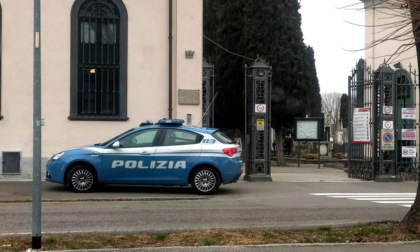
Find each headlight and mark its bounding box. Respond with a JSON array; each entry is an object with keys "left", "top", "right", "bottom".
[{"left": 48, "top": 152, "right": 64, "bottom": 162}]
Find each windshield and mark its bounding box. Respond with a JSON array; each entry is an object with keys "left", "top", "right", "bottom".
[
  {"left": 96, "top": 128, "right": 134, "bottom": 146},
  {"left": 211, "top": 131, "right": 234, "bottom": 144}
]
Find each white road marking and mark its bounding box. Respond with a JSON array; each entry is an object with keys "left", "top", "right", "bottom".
[
  {"left": 311, "top": 193, "right": 415, "bottom": 208},
  {"left": 312, "top": 193, "right": 416, "bottom": 196},
  {"left": 372, "top": 201, "right": 414, "bottom": 204},
  {"left": 351, "top": 198, "right": 414, "bottom": 200}
]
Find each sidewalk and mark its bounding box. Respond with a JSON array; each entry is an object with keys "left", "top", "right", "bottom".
[
  {"left": 267, "top": 163, "right": 366, "bottom": 183},
  {"left": 0, "top": 163, "right": 364, "bottom": 202}
]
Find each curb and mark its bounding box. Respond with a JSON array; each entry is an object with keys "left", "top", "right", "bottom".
[{"left": 26, "top": 241, "right": 420, "bottom": 252}]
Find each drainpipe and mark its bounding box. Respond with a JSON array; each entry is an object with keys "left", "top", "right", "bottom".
[{"left": 168, "top": 0, "right": 173, "bottom": 119}]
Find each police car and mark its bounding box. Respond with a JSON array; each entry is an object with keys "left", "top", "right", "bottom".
[{"left": 45, "top": 119, "right": 243, "bottom": 194}]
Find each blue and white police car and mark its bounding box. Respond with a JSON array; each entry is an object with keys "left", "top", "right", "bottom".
[{"left": 46, "top": 119, "right": 243, "bottom": 194}]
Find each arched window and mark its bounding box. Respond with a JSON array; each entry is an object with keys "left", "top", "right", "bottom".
[{"left": 69, "top": 0, "right": 128, "bottom": 120}]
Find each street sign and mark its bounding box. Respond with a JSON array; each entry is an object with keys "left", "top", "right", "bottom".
[
  {"left": 401, "top": 129, "right": 416, "bottom": 140},
  {"left": 381, "top": 129, "right": 394, "bottom": 150},
  {"left": 383, "top": 121, "right": 393, "bottom": 129},
  {"left": 402, "top": 146, "right": 416, "bottom": 158},
  {"left": 383, "top": 106, "right": 393, "bottom": 115},
  {"left": 353, "top": 108, "right": 371, "bottom": 143},
  {"left": 255, "top": 104, "right": 266, "bottom": 113},
  {"left": 257, "top": 119, "right": 264, "bottom": 131},
  {"left": 402, "top": 108, "right": 416, "bottom": 119}
]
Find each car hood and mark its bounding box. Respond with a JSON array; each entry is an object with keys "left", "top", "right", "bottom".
[{"left": 61, "top": 145, "right": 106, "bottom": 156}]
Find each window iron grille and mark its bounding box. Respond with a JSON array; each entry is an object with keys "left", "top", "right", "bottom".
[{"left": 70, "top": 0, "right": 127, "bottom": 121}]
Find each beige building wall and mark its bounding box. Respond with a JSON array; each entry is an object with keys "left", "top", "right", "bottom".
[
  {"left": 0, "top": 0, "right": 203, "bottom": 180},
  {"left": 173, "top": 0, "right": 203, "bottom": 125},
  {"left": 363, "top": 0, "right": 418, "bottom": 71}
]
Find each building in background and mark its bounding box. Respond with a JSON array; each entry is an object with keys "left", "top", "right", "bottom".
[
  {"left": 362, "top": 0, "right": 418, "bottom": 71},
  {"left": 0, "top": 0, "right": 203, "bottom": 180}
]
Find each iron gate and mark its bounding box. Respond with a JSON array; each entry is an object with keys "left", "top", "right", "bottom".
[{"left": 348, "top": 59, "right": 419, "bottom": 181}]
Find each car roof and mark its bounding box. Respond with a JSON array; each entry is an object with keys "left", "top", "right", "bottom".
[{"left": 136, "top": 124, "right": 218, "bottom": 135}]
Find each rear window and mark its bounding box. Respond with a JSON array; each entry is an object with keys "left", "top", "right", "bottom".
[
  {"left": 212, "top": 131, "right": 234, "bottom": 144},
  {"left": 163, "top": 129, "right": 203, "bottom": 146}
]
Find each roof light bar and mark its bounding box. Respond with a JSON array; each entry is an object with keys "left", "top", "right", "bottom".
[{"left": 157, "top": 119, "right": 184, "bottom": 125}]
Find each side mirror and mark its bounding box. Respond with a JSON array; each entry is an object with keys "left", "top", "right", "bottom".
[{"left": 112, "top": 141, "right": 121, "bottom": 148}]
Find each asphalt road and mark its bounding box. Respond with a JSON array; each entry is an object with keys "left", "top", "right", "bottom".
[
  {"left": 1, "top": 164, "right": 420, "bottom": 251},
  {"left": 1, "top": 165, "right": 418, "bottom": 234}
]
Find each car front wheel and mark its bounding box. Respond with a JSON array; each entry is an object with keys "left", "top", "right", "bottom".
[
  {"left": 67, "top": 165, "right": 97, "bottom": 193},
  {"left": 191, "top": 167, "right": 221, "bottom": 195}
]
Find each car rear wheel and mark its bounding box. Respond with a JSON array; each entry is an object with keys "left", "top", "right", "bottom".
[
  {"left": 67, "top": 165, "right": 96, "bottom": 193},
  {"left": 191, "top": 167, "right": 220, "bottom": 195}
]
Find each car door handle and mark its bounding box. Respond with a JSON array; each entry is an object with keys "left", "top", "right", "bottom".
[{"left": 139, "top": 152, "right": 151, "bottom": 156}]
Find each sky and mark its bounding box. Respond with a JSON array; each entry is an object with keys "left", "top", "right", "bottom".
[{"left": 300, "top": 0, "right": 365, "bottom": 94}]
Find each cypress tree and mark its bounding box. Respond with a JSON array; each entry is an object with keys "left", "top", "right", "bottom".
[
  {"left": 205, "top": 0, "right": 247, "bottom": 130},
  {"left": 304, "top": 46, "right": 322, "bottom": 117},
  {"left": 203, "top": 0, "right": 321, "bottom": 163},
  {"left": 340, "top": 94, "right": 348, "bottom": 128}
]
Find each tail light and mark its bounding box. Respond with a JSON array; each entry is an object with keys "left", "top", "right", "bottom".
[{"left": 223, "top": 148, "right": 238, "bottom": 157}]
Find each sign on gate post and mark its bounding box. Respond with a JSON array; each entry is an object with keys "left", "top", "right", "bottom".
[
  {"left": 255, "top": 104, "right": 266, "bottom": 113},
  {"left": 383, "top": 106, "right": 393, "bottom": 115},
  {"left": 383, "top": 121, "right": 393, "bottom": 129},
  {"left": 256, "top": 119, "right": 264, "bottom": 131},
  {"left": 381, "top": 129, "right": 395, "bottom": 150},
  {"left": 401, "top": 129, "right": 416, "bottom": 140},
  {"left": 402, "top": 146, "right": 416, "bottom": 158},
  {"left": 402, "top": 108, "right": 416, "bottom": 119},
  {"left": 353, "top": 108, "right": 371, "bottom": 143}
]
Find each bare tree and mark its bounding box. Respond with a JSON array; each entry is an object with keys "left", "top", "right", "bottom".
[
  {"left": 400, "top": 0, "right": 420, "bottom": 234},
  {"left": 347, "top": 0, "right": 420, "bottom": 234},
  {"left": 345, "top": 0, "right": 416, "bottom": 64},
  {"left": 321, "top": 93, "right": 343, "bottom": 142}
]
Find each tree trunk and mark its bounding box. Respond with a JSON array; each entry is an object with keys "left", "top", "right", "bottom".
[
  {"left": 276, "top": 129, "right": 286, "bottom": 166},
  {"left": 399, "top": 0, "right": 420, "bottom": 234},
  {"left": 398, "top": 34, "right": 420, "bottom": 231},
  {"left": 398, "top": 173, "right": 420, "bottom": 233}
]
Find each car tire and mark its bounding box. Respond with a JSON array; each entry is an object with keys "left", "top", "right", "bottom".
[
  {"left": 191, "top": 167, "right": 221, "bottom": 195},
  {"left": 67, "top": 165, "right": 97, "bottom": 193}
]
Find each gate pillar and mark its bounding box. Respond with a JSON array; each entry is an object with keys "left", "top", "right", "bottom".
[
  {"left": 373, "top": 63, "right": 401, "bottom": 181},
  {"left": 202, "top": 59, "right": 215, "bottom": 128},
  {"left": 244, "top": 58, "right": 272, "bottom": 182}
]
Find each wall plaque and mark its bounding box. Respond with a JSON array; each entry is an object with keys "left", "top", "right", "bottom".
[{"left": 178, "top": 89, "right": 200, "bottom": 105}]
